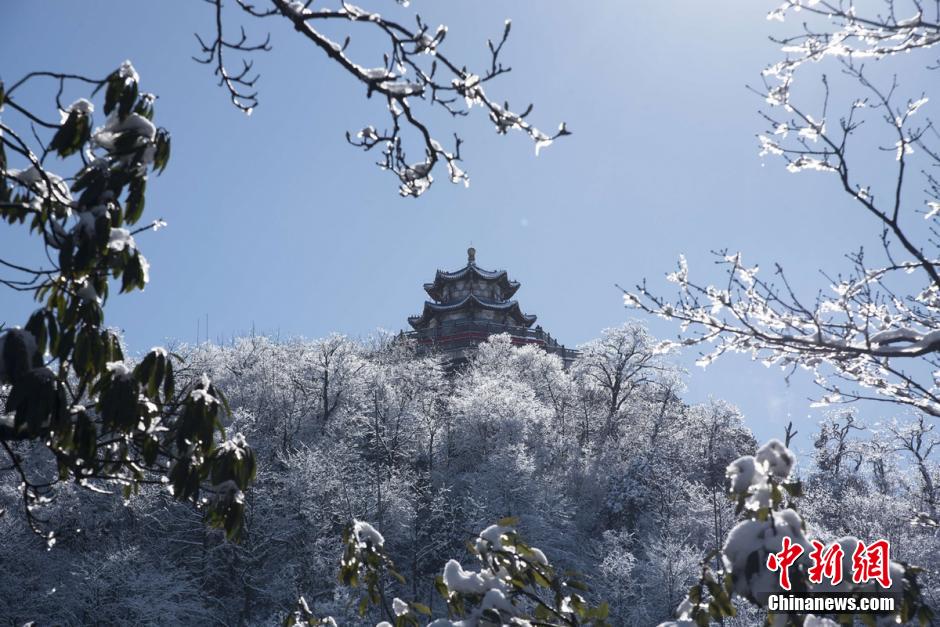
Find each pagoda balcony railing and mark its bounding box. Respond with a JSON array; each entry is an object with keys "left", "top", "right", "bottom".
[{"left": 403, "top": 320, "right": 579, "bottom": 360}]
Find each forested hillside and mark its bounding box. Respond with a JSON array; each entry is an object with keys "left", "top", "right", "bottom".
[{"left": 2, "top": 327, "right": 937, "bottom": 625}]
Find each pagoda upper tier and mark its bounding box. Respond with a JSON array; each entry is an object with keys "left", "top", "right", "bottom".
[{"left": 408, "top": 248, "right": 537, "bottom": 331}]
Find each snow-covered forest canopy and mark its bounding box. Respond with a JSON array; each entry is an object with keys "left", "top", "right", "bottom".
[
  {"left": 0, "top": 329, "right": 937, "bottom": 624},
  {"left": 3, "top": 0, "right": 940, "bottom": 625}
]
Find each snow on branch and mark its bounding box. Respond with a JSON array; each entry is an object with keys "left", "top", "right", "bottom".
[
  {"left": 196, "top": 0, "right": 570, "bottom": 196},
  {"left": 627, "top": 0, "right": 940, "bottom": 421},
  {"left": 764, "top": 0, "right": 940, "bottom": 98},
  {"left": 623, "top": 248, "right": 940, "bottom": 417}
]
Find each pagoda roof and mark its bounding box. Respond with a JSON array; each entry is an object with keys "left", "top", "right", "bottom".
[
  {"left": 423, "top": 261, "right": 520, "bottom": 300},
  {"left": 408, "top": 294, "right": 537, "bottom": 330}
]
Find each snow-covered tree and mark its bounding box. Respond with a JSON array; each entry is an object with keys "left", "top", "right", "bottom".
[
  {"left": 626, "top": 0, "right": 940, "bottom": 424},
  {"left": 572, "top": 323, "right": 678, "bottom": 439},
  {"left": 0, "top": 65, "right": 254, "bottom": 543},
  {"left": 14, "top": 328, "right": 909, "bottom": 624}
]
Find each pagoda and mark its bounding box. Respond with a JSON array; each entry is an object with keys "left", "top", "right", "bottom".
[{"left": 406, "top": 248, "right": 577, "bottom": 366}]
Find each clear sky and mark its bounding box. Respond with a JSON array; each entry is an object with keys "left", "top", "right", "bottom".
[{"left": 1, "top": 1, "right": 898, "bottom": 452}]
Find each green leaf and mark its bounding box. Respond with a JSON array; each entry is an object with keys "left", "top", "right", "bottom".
[
  {"left": 104, "top": 72, "right": 124, "bottom": 116},
  {"left": 125, "top": 177, "right": 146, "bottom": 225},
  {"left": 73, "top": 330, "right": 91, "bottom": 377},
  {"left": 49, "top": 111, "right": 90, "bottom": 158},
  {"left": 134, "top": 95, "right": 154, "bottom": 120},
  {"left": 118, "top": 78, "right": 138, "bottom": 119},
  {"left": 120, "top": 252, "right": 147, "bottom": 293},
  {"left": 163, "top": 359, "right": 175, "bottom": 401},
  {"left": 153, "top": 129, "right": 171, "bottom": 174},
  {"left": 99, "top": 372, "right": 139, "bottom": 431},
  {"left": 434, "top": 576, "right": 449, "bottom": 600},
  {"left": 24, "top": 311, "right": 47, "bottom": 358},
  {"left": 142, "top": 435, "right": 158, "bottom": 466}
]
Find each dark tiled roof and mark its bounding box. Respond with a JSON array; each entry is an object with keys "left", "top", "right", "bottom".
[
  {"left": 408, "top": 293, "right": 537, "bottom": 330},
  {"left": 423, "top": 263, "right": 521, "bottom": 300}
]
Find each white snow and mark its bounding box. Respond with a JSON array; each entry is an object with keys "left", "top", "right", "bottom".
[
  {"left": 92, "top": 113, "right": 156, "bottom": 152},
  {"left": 727, "top": 455, "right": 759, "bottom": 495},
  {"left": 108, "top": 227, "right": 136, "bottom": 252},
  {"left": 722, "top": 509, "right": 810, "bottom": 604},
  {"left": 534, "top": 132, "right": 553, "bottom": 156},
  {"left": 190, "top": 388, "right": 218, "bottom": 405},
  {"left": 361, "top": 67, "right": 392, "bottom": 80},
  {"left": 476, "top": 524, "right": 511, "bottom": 552},
  {"left": 66, "top": 98, "right": 95, "bottom": 115},
  {"left": 379, "top": 81, "right": 425, "bottom": 97},
  {"left": 529, "top": 547, "right": 548, "bottom": 565},
  {"left": 138, "top": 253, "right": 150, "bottom": 285},
  {"left": 755, "top": 438, "right": 795, "bottom": 479},
  {"left": 340, "top": 2, "right": 370, "bottom": 19},
  {"left": 442, "top": 559, "right": 503, "bottom": 595},
  {"left": 758, "top": 134, "right": 784, "bottom": 156},
  {"left": 106, "top": 361, "right": 131, "bottom": 377},
  {"left": 392, "top": 597, "right": 409, "bottom": 616},
  {"left": 479, "top": 588, "right": 515, "bottom": 615},
  {"left": 6, "top": 166, "right": 72, "bottom": 205},
  {"left": 906, "top": 96, "right": 929, "bottom": 117},
  {"left": 452, "top": 74, "right": 482, "bottom": 108},
  {"left": 356, "top": 126, "right": 378, "bottom": 141},
  {"left": 60, "top": 98, "right": 95, "bottom": 123},
  {"left": 118, "top": 60, "right": 139, "bottom": 84},
  {"left": 786, "top": 156, "right": 835, "bottom": 173},
  {"left": 352, "top": 519, "right": 385, "bottom": 548},
  {"left": 75, "top": 281, "right": 101, "bottom": 304},
  {"left": 218, "top": 433, "right": 250, "bottom": 459},
  {"left": 895, "top": 139, "right": 914, "bottom": 161},
  {"left": 666, "top": 255, "right": 689, "bottom": 285},
  {"left": 286, "top": 0, "right": 308, "bottom": 14}
]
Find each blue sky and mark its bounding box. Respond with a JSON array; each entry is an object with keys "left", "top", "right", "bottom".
[{"left": 1, "top": 1, "right": 902, "bottom": 451}]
